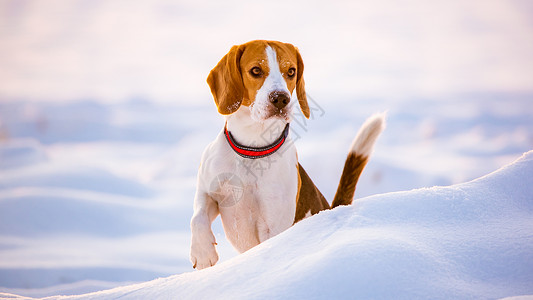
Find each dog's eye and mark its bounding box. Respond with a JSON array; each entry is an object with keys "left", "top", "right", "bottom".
[
  {"left": 287, "top": 68, "right": 296, "bottom": 78},
  {"left": 250, "top": 67, "right": 263, "bottom": 77}
]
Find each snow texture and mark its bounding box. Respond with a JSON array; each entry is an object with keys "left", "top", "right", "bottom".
[
  {"left": 4, "top": 150, "right": 530, "bottom": 299},
  {"left": 0, "top": 97, "right": 532, "bottom": 299}
]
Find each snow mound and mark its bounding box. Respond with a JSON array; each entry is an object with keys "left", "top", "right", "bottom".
[{"left": 16, "top": 150, "right": 529, "bottom": 300}]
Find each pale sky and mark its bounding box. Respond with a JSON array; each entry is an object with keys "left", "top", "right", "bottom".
[{"left": 1, "top": 0, "right": 532, "bottom": 104}]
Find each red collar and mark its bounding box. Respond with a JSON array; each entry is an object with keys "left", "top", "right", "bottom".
[{"left": 224, "top": 123, "right": 290, "bottom": 159}]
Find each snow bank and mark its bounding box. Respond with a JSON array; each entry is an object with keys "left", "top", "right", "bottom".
[
  {"left": 0, "top": 99, "right": 531, "bottom": 298},
  {"left": 22, "top": 150, "right": 530, "bottom": 300}
]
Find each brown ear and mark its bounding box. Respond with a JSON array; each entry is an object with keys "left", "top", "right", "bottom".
[
  {"left": 207, "top": 45, "right": 245, "bottom": 115},
  {"left": 296, "top": 48, "right": 310, "bottom": 119}
]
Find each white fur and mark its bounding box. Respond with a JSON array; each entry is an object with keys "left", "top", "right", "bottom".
[
  {"left": 225, "top": 106, "right": 287, "bottom": 147},
  {"left": 250, "top": 46, "right": 292, "bottom": 122},
  {"left": 349, "top": 112, "right": 386, "bottom": 157},
  {"left": 190, "top": 45, "right": 298, "bottom": 270}
]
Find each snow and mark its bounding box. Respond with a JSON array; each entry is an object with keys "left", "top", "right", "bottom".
[
  {"left": 3, "top": 150, "right": 530, "bottom": 299},
  {"left": 0, "top": 98, "right": 532, "bottom": 299}
]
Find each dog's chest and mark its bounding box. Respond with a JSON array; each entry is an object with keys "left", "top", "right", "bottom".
[
  {"left": 207, "top": 138, "right": 299, "bottom": 252},
  {"left": 218, "top": 179, "right": 297, "bottom": 252}
]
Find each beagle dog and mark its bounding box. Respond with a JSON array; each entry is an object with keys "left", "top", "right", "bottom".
[{"left": 190, "top": 40, "right": 385, "bottom": 269}]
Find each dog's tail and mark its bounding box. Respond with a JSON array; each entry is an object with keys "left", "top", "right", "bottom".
[{"left": 331, "top": 113, "right": 386, "bottom": 208}]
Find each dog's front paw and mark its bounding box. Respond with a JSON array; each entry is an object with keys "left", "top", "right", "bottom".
[{"left": 190, "top": 234, "right": 219, "bottom": 270}]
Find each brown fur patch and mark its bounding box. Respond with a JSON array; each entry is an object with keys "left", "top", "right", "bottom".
[
  {"left": 331, "top": 153, "right": 368, "bottom": 208},
  {"left": 294, "top": 163, "right": 330, "bottom": 223},
  {"left": 294, "top": 154, "right": 369, "bottom": 222},
  {"left": 207, "top": 45, "right": 245, "bottom": 115}
]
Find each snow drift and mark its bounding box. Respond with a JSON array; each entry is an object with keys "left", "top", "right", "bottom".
[{"left": 6, "top": 150, "right": 528, "bottom": 300}]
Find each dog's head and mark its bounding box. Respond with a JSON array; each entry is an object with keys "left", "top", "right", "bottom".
[{"left": 207, "top": 40, "right": 309, "bottom": 121}]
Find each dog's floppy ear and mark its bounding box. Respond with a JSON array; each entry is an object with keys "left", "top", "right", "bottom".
[
  {"left": 207, "top": 45, "right": 245, "bottom": 115},
  {"left": 295, "top": 48, "right": 310, "bottom": 119}
]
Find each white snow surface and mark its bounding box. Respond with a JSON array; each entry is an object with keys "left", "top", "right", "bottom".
[
  {"left": 3, "top": 150, "right": 531, "bottom": 299},
  {"left": 0, "top": 97, "right": 532, "bottom": 299}
]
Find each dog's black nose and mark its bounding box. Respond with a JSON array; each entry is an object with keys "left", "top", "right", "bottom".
[{"left": 269, "top": 91, "right": 290, "bottom": 110}]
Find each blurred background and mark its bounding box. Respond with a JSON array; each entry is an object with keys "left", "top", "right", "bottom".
[{"left": 1, "top": 0, "right": 532, "bottom": 297}]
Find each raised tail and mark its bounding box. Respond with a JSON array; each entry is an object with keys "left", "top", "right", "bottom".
[{"left": 331, "top": 113, "right": 386, "bottom": 208}]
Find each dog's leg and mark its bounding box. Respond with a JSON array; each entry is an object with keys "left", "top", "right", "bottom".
[{"left": 190, "top": 189, "right": 220, "bottom": 269}]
